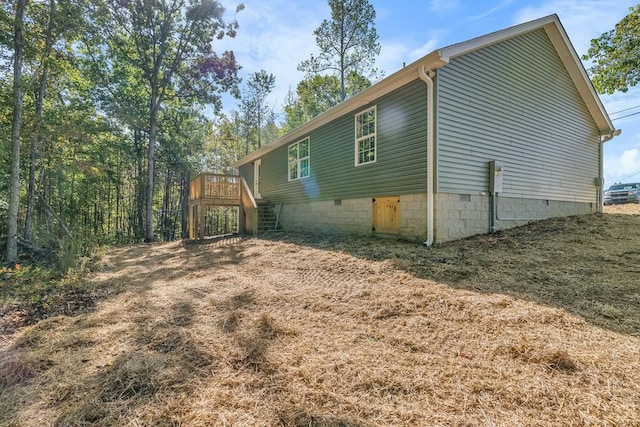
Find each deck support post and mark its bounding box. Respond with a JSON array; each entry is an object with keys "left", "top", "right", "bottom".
[
  {"left": 188, "top": 174, "right": 257, "bottom": 239},
  {"left": 197, "top": 204, "right": 205, "bottom": 239}
]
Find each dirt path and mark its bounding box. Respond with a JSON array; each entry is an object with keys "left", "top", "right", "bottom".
[{"left": 1, "top": 212, "right": 640, "bottom": 426}]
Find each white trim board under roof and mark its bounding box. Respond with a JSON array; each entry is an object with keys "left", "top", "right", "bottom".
[{"left": 233, "top": 14, "right": 617, "bottom": 168}]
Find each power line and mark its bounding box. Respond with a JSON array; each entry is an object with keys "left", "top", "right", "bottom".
[
  {"left": 618, "top": 170, "right": 640, "bottom": 182},
  {"left": 611, "top": 110, "right": 640, "bottom": 121},
  {"left": 609, "top": 105, "right": 640, "bottom": 115}
]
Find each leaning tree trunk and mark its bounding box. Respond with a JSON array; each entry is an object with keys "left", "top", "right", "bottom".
[{"left": 6, "top": 0, "right": 27, "bottom": 264}]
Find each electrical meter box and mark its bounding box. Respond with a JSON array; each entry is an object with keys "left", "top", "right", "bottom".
[{"left": 489, "top": 160, "right": 504, "bottom": 193}]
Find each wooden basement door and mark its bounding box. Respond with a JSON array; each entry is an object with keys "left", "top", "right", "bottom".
[{"left": 372, "top": 196, "right": 400, "bottom": 234}]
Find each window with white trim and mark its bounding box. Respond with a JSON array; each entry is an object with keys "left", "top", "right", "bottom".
[
  {"left": 355, "top": 106, "right": 377, "bottom": 165},
  {"left": 288, "top": 137, "right": 310, "bottom": 180}
]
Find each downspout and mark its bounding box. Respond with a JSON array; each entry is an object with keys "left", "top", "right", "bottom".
[
  {"left": 597, "top": 138, "right": 604, "bottom": 213},
  {"left": 598, "top": 129, "right": 621, "bottom": 213},
  {"left": 418, "top": 66, "right": 436, "bottom": 247}
]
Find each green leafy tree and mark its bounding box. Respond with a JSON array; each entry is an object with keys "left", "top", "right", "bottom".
[
  {"left": 0, "top": 0, "right": 246, "bottom": 265},
  {"left": 239, "top": 70, "right": 276, "bottom": 153},
  {"left": 24, "top": 0, "right": 57, "bottom": 242},
  {"left": 298, "top": 0, "right": 380, "bottom": 101},
  {"left": 282, "top": 71, "right": 371, "bottom": 131},
  {"left": 88, "top": 0, "right": 242, "bottom": 242},
  {"left": 5, "top": 0, "right": 27, "bottom": 264},
  {"left": 156, "top": 103, "right": 209, "bottom": 240},
  {"left": 204, "top": 113, "right": 245, "bottom": 173},
  {"left": 583, "top": 4, "right": 640, "bottom": 94}
]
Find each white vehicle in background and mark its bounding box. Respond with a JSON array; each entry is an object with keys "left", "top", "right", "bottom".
[{"left": 604, "top": 183, "right": 640, "bottom": 205}]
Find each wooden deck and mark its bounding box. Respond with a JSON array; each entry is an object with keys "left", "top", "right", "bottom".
[
  {"left": 189, "top": 173, "right": 241, "bottom": 206},
  {"left": 188, "top": 173, "right": 257, "bottom": 239}
]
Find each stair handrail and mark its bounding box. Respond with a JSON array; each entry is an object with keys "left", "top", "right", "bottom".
[
  {"left": 240, "top": 177, "right": 258, "bottom": 234},
  {"left": 240, "top": 177, "right": 257, "bottom": 209}
]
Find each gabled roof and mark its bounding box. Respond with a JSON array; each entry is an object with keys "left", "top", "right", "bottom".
[{"left": 234, "top": 14, "right": 617, "bottom": 168}]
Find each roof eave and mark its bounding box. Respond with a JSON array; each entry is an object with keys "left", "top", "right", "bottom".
[
  {"left": 233, "top": 14, "right": 619, "bottom": 168},
  {"left": 233, "top": 51, "right": 446, "bottom": 168}
]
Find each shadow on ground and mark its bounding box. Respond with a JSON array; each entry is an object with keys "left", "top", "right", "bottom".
[{"left": 261, "top": 213, "right": 640, "bottom": 337}]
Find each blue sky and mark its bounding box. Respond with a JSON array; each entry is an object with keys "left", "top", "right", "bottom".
[{"left": 218, "top": 0, "right": 640, "bottom": 187}]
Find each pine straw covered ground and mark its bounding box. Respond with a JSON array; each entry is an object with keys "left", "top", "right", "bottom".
[{"left": 1, "top": 206, "right": 639, "bottom": 426}]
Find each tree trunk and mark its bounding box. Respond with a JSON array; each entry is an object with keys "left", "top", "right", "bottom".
[
  {"left": 115, "top": 166, "right": 122, "bottom": 242},
  {"left": 161, "top": 168, "right": 172, "bottom": 241},
  {"left": 134, "top": 129, "right": 145, "bottom": 239},
  {"left": 6, "top": 0, "right": 27, "bottom": 265},
  {"left": 25, "top": 0, "right": 55, "bottom": 242},
  {"left": 145, "top": 91, "right": 160, "bottom": 242},
  {"left": 339, "top": 5, "right": 346, "bottom": 102},
  {"left": 180, "top": 170, "right": 189, "bottom": 239}
]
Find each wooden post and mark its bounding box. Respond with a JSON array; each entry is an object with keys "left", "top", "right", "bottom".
[
  {"left": 238, "top": 202, "right": 246, "bottom": 234},
  {"left": 197, "top": 204, "right": 205, "bottom": 239},
  {"left": 189, "top": 205, "right": 195, "bottom": 239}
]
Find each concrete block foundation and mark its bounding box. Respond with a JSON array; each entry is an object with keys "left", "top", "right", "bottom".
[{"left": 276, "top": 193, "right": 596, "bottom": 243}]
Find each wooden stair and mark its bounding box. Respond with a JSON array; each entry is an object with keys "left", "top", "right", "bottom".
[{"left": 257, "top": 201, "right": 282, "bottom": 232}]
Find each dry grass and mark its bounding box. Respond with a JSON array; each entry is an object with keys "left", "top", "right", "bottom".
[{"left": 0, "top": 208, "right": 639, "bottom": 426}]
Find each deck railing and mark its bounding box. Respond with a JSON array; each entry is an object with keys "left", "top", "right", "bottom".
[
  {"left": 189, "top": 173, "right": 241, "bottom": 201},
  {"left": 188, "top": 173, "right": 258, "bottom": 238}
]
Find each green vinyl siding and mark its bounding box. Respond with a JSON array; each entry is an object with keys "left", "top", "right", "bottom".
[
  {"left": 259, "top": 80, "right": 428, "bottom": 204},
  {"left": 239, "top": 164, "right": 253, "bottom": 194},
  {"left": 437, "top": 29, "right": 600, "bottom": 202}
]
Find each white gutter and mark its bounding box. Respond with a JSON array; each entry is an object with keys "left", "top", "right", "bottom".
[
  {"left": 597, "top": 129, "right": 621, "bottom": 212},
  {"left": 418, "top": 66, "right": 436, "bottom": 247},
  {"left": 600, "top": 129, "right": 621, "bottom": 143}
]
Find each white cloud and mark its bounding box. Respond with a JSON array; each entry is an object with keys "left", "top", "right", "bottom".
[
  {"left": 430, "top": 0, "right": 461, "bottom": 13},
  {"left": 409, "top": 39, "right": 441, "bottom": 61},
  {"left": 217, "top": 0, "right": 326, "bottom": 114},
  {"left": 467, "top": 0, "right": 515, "bottom": 22},
  {"left": 213, "top": 0, "right": 637, "bottom": 132},
  {"left": 377, "top": 38, "right": 440, "bottom": 77},
  {"left": 604, "top": 148, "right": 640, "bottom": 186},
  {"left": 512, "top": 0, "right": 631, "bottom": 55}
]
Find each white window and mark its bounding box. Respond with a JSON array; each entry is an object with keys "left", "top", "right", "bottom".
[
  {"left": 288, "top": 137, "right": 310, "bottom": 180},
  {"left": 355, "top": 106, "right": 376, "bottom": 165}
]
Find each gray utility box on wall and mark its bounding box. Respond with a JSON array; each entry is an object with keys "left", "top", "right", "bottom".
[{"left": 489, "top": 160, "right": 504, "bottom": 193}]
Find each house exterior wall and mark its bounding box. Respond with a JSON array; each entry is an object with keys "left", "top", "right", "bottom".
[
  {"left": 239, "top": 80, "right": 430, "bottom": 239},
  {"left": 238, "top": 28, "right": 603, "bottom": 243},
  {"left": 434, "top": 193, "right": 595, "bottom": 242},
  {"left": 273, "top": 191, "right": 595, "bottom": 243},
  {"left": 436, "top": 28, "right": 601, "bottom": 203},
  {"left": 242, "top": 80, "right": 428, "bottom": 206},
  {"left": 277, "top": 193, "right": 427, "bottom": 240},
  {"left": 239, "top": 165, "right": 253, "bottom": 194}
]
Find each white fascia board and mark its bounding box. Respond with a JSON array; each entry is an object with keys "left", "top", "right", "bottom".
[{"left": 438, "top": 15, "right": 561, "bottom": 62}]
